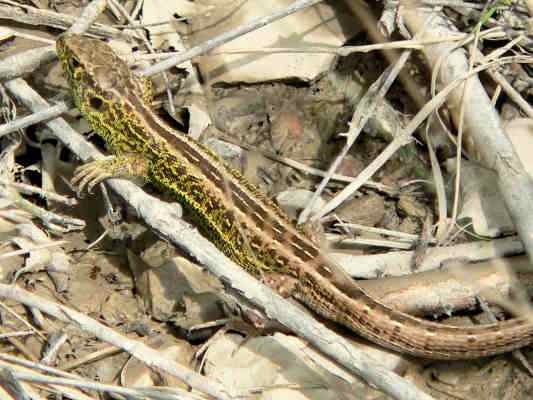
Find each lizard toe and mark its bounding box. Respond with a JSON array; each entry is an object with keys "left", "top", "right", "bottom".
[{"left": 73, "top": 162, "right": 110, "bottom": 195}]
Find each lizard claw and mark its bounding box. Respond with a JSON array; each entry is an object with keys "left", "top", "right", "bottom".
[
  {"left": 72, "top": 160, "right": 113, "bottom": 196},
  {"left": 71, "top": 154, "right": 149, "bottom": 197}
]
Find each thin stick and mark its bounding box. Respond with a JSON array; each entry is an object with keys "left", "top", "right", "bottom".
[
  {"left": 0, "top": 0, "right": 128, "bottom": 38},
  {"left": 1, "top": 180, "right": 77, "bottom": 206},
  {"left": 0, "top": 284, "right": 230, "bottom": 400},
  {"left": 0, "top": 102, "right": 71, "bottom": 138},
  {"left": 60, "top": 346, "right": 123, "bottom": 371},
  {"left": 335, "top": 223, "right": 423, "bottom": 241},
  {"left": 0, "top": 241, "right": 68, "bottom": 260},
  {"left": 0, "top": 353, "right": 80, "bottom": 380},
  {"left": 0, "top": 331, "right": 34, "bottom": 339},
  {"left": 141, "top": 0, "right": 324, "bottom": 77},
  {"left": 233, "top": 141, "right": 396, "bottom": 194},
  {"left": 5, "top": 369, "right": 204, "bottom": 400},
  {"left": 129, "top": 29, "right": 503, "bottom": 61}
]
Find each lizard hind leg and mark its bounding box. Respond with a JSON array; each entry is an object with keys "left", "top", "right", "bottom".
[
  {"left": 72, "top": 154, "right": 150, "bottom": 195},
  {"left": 262, "top": 271, "right": 298, "bottom": 298}
]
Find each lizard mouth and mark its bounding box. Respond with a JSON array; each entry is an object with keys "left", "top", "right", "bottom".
[
  {"left": 56, "top": 34, "right": 83, "bottom": 79},
  {"left": 55, "top": 34, "right": 71, "bottom": 66}
]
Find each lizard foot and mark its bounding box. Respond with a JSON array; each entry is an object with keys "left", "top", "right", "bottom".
[
  {"left": 72, "top": 154, "right": 150, "bottom": 196},
  {"left": 72, "top": 158, "right": 114, "bottom": 195}
]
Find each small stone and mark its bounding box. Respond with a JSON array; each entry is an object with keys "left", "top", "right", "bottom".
[
  {"left": 397, "top": 217, "right": 420, "bottom": 235},
  {"left": 337, "top": 154, "right": 365, "bottom": 177},
  {"left": 276, "top": 189, "right": 325, "bottom": 220},
  {"left": 336, "top": 193, "right": 385, "bottom": 227},
  {"left": 397, "top": 195, "right": 427, "bottom": 218}
]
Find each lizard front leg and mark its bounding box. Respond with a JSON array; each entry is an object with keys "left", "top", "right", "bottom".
[{"left": 72, "top": 154, "right": 149, "bottom": 194}]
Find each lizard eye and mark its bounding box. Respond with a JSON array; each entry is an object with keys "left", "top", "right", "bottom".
[
  {"left": 89, "top": 96, "right": 105, "bottom": 111},
  {"left": 71, "top": 57, "right": 81, "bottom": 69}
]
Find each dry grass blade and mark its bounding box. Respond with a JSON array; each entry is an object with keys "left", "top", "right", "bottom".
[{"left": 141, "top": 0, "right": 324, "bottom": 77}]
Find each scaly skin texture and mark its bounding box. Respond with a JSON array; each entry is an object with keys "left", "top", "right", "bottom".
[{"left": 57, "top": 33, "right": 533, "bottom": 359}]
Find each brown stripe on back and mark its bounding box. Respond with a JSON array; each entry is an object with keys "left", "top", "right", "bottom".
[
  {"left": 288, "top": 234, "right": 317, "bottom": 262},
  {"left": 128, "top": 96, "right": 204, "bottom": 163},
  {"left": 133, "top": 98, "right": 291, "bottom": 230},
  {"left": 132, "top": 96, "right": 327, "bottom": 270},
  {"left": 270, "top": 218, "right": 286, "bottom": 235},
  {"left": 203, "top": 165, "right": 223, "bottom": 183},
  {"left": 228, "top": 181, "right": 270, "bottom": 218},
  {"left": 251, "top": 211, "right": 266, "bottom": 231},
  {"left": 290, "top": 234, "right": 320, "bottom": 259},
  {"left": 228, "top": 189, "right": 249, "bottom": 214}
]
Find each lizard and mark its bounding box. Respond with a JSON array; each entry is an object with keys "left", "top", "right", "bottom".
[{"left": 56, "top": 33, "right": 533, "bottom": 360}]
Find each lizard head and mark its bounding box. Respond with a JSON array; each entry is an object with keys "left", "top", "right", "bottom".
[{"left": 56, "top": 34, "right": 152, "bottom": 146}]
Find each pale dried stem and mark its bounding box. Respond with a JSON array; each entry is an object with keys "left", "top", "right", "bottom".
[
  {"left": 0, "top": 240, "right": 68, "bottom": 260},
  {"left": 334, "top": 235, "right": 524, "bottom": 278},
  {"left": 425, "top": 123, "right": 448, "bottom": 240},
  {"left": 360, "top": 255, "right": 533, "bottom": 317},
  {"left": 327, "top": 233, "right": 414, "bottom": 250},
  {"left": 0, "top": 102, "right": 71, "bottom": 138},
  {"left": 1, "top": 180, "right": 77, "bottom": 206},
  {"left": 0, "top": 354, "right": 78, "bottom": 380},
  {"left": 335, "top": 223, "right": 422, "bottom": 242},
  {"left": 0, "top": 331, "right": 34, "bottom": 339},
  {"left": 0, "top": 1, "right": 128, "bottom": 38},
  {"left": 141, "top": 0, "right": 324, "bottom": 77},
  {"left": 10, "top": 32, "right": 55, "bottom": 45},
  {"left": 233, "top": 141, "right": 396, "bottom": 194},
  {"left": 0, "top": 362, "right": 205, "bottom": 400},
  {"left": 129, "top": 29, "right": 503, "bottom": 61},
  {"left": 60, "top": 345, "right": 123, "bottom": 371}
]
